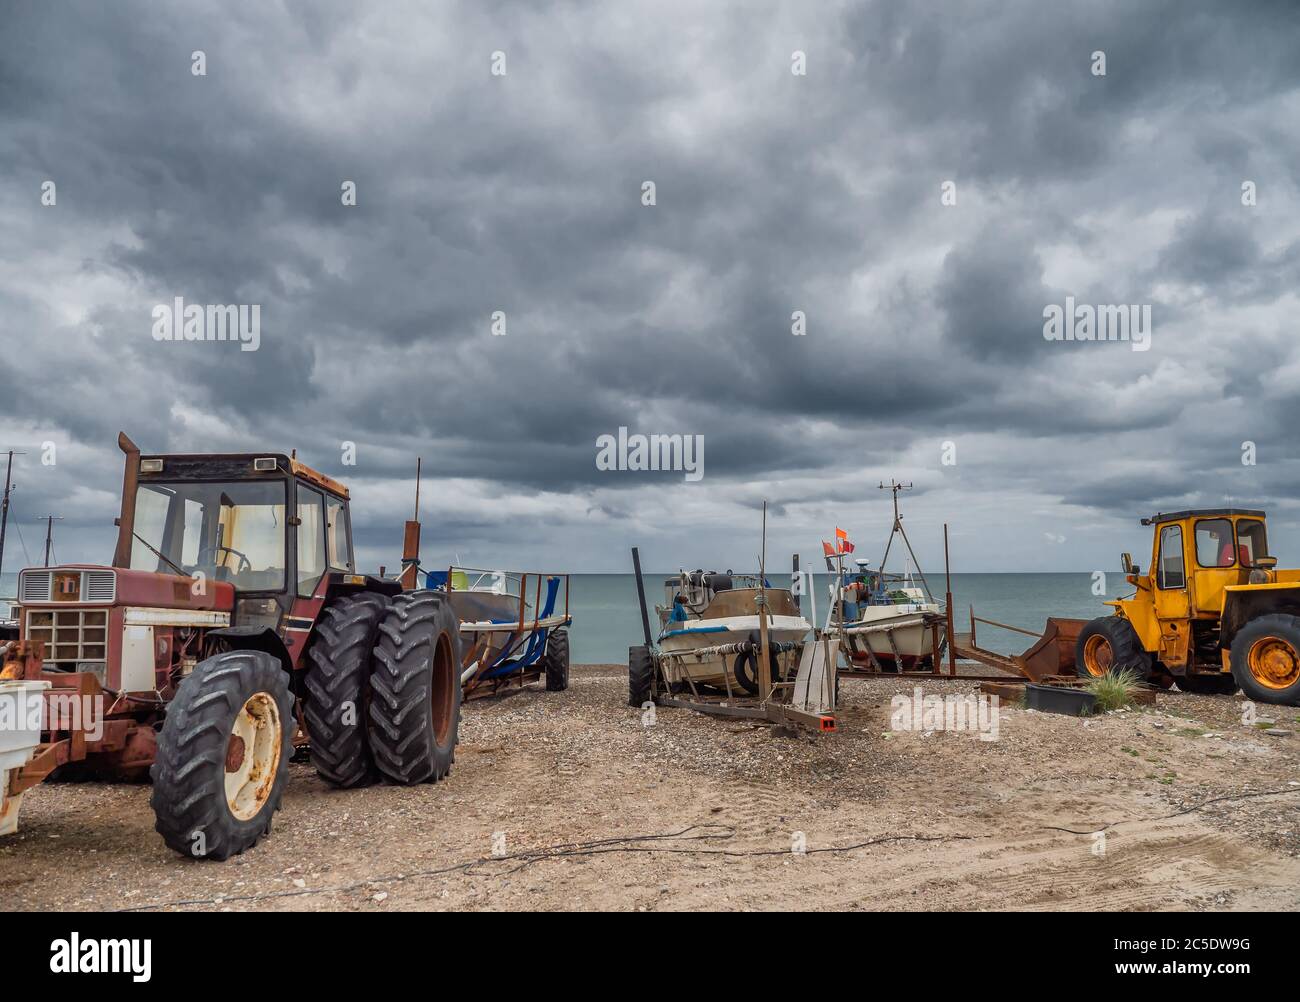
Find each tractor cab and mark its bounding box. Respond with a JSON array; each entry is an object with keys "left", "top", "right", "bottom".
[{"left": 117, "top": 442, "right": 396, "bottom": 670}]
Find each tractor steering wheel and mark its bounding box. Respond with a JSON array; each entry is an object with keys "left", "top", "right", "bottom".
[{"left": 196, "top": 543, "right": 253, "bottom": 577}]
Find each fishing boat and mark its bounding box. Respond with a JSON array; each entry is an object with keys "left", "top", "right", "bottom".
[
  {"left": 654, "top": 569, "right": 811, "bottom": 694},
  {"left": 824, "top": 482, "right": 947, "bottom": 671},
  {"left": 424, "top": 566, "right": 572, "bottom": 697}
]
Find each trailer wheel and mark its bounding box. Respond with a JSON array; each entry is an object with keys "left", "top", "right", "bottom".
[
  {"left": 1175, "top": 672, "right": 1238, "bottom": 696},
  {"left": 629, "top": 645, "right": 655, "bottom": 707},
  {"left": 303, "top": 592, "right": 391, "bottom": 788},
  {"left": 150, "top": 650, "right": 293, "bottom": 861},
  {"left": 733, "top": 643, "right": 783, "bottom": 696},
  {"left": 1230, "top": 614, "right": 1300, "bottom": 705},
  {"left": 545, "top": 627, "right": 571, "bottom": 691},
  {"left": 368, "top": 592, "right": 463, "bottom": 784},
  {"left": 1075, "top": 617, "right": 1152, "bottom": 681}
]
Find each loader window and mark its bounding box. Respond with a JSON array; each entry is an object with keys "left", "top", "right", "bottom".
[
  {"left": 1157, "top": 525, "right": 1185, "bottom": 589},
  {"left": 1237, "top": 520, "right": 1268, "bottom": 565},
  {"left": 1195, "top": 518, "right": 1236, "bottom": 568}
]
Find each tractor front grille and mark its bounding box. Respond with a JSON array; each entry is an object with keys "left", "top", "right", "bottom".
[
  {"left": 17, "top": 568, "right": 116, "bottom": 604},
  {"left": 26, "top": 608, "right": 109, "bottom": 666}
]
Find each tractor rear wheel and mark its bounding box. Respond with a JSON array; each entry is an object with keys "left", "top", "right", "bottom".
[
  {"left": 368, "top": 592, "right": 463, "bottom": 784},
  {"left": 545, "top": 627, "right": 570, "bottom": 691},
  {"left": 1230, "top": 614, "right": 1300, "bottom": 705},
  {"left": 150, "top": 650, "right": 293, "bottom": 860},
  {"left": 1075, "top": 616, "right": 1152, "bottom": 681},
  {"left": 303, "top": 592, "right": 391, "bottom": 788},
  {"left": 629, "top": 645, "right": 655, "bottom": 707},
  {"left": 1175, "top": 672, "right": 1239, "bottom": 696}
]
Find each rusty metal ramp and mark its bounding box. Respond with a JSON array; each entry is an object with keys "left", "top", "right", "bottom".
[{"left": 952, "top": 615, "right": 1087, "bottom": 682}]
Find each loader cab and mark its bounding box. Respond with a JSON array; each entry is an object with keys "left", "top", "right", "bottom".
[
  {"left": 1144, "top": 509, "right": 1269, "bottom": 618},
  {"left": 125, "top": 452, "right": 357, "bottom": 631}
]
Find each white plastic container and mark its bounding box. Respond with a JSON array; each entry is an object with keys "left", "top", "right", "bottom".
[{"left": 0, "top": 679, "right": 50, "bottom": 836}]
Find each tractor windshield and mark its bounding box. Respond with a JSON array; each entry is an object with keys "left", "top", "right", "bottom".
[{"left": 129, "top": 480, "right": 287, "bottom": 592}]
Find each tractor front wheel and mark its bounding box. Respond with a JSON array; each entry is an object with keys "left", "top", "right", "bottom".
[
  {"left": 1075, "top": 617, "right": 1152, "bottom": 681},
  {"left": 150, "top": 650, "right": 294, "bottom": 860},
  {"left": 545, "top": 627, "right": 570, "bottom": 691},
  {"left": 368, "top": 592, "right": 463, "bottom": 784},
  {"left": 1230, "top": 614, "right": 1300, "bottom": 705}
]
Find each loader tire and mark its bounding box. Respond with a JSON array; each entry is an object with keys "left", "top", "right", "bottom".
[
  {"left": 303, "top": 592, "right": 391, "bottom": 788},
  {"left": 1075, "top": 616, "right": 1152, "bottom": 681},
  {"left": 1175, "top": 672, "right": 1238, "bottom": 696},
  {"left": 368, "top": 592, "right": 463, "bottom": 784},
  {"left": 629, "top": 645, "right": 655, "bottom": 707},
  {"left": 545, "top": 627, "right": 571, "bottom": 691},
  {"left": 1230, "top": 614, "right": 1300, "bottom": 705},
  {"left": 150, "top": 650, "right": 293, "bottom": 861}
]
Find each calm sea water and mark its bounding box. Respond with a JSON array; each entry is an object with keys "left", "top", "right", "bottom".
[{"left": 1, "top": 571, "right": 1115, "bottom": 664}]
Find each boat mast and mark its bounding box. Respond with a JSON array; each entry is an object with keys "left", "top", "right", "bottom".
[{"left": 878, "top": 480, "right": 936, "bottom": 602}]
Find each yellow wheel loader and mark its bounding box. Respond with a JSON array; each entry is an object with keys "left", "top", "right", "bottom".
[{"left": 1077, "top": 508, "right": 1300, "bottom": 705}]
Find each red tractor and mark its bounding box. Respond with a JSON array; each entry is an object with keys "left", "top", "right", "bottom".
[{"left": 0, "top": 433, "right": 462, "bottom": 859}]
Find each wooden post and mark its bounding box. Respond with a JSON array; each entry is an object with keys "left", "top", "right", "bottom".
[
  {"left": 945, "top": 522, "right": 957, "bottom": 675},
  {"left": 757, "top": 501, "right": 772, "bottom": 701}
]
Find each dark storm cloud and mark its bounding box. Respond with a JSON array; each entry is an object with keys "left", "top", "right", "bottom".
[{"left": 3, "top": 0, "right": 1300, "bottom": 571}]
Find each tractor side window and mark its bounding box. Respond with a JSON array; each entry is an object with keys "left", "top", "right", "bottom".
[
  {"left": 296, "top": 485, "right": 326, "bottom": 596},
  {"left": 1237, "top": 520, "right": 1268, "bottom": 565},
  {"left": 1195, "top": 518, "right": 1235, "bottom": 568},
  {"left": 1157, "top": 525, "right": 1185, "bottom": 589},
  {"left": 326, "top": 496, "right": 352, "bottom": 571}
]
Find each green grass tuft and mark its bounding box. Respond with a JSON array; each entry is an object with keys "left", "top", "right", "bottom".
[{"left": 1085, "top": 668, "right": 1143, "bottom": 713}]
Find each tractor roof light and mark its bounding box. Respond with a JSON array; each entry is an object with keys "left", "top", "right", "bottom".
[
  {"left": 139, "top": 459, "right": 164, "bottom": 473},
  {"left": 253, "top": 457, "right": 278, "bottom": 472}
]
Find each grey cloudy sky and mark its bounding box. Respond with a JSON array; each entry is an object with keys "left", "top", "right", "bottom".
[{"left": 2, "top": 0, "right": 1298, "bottom": 578}]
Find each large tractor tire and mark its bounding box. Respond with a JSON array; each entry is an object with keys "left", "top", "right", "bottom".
[
  {"left": 629, "top": 645, "right": 655, "bottom": 707},
  {"left": 368, "top": 592, "right": 463, "bottom": 784},
  {"left": 150, "top": 650, "right": 294, "bottom": 860},
  {"left": 1229, "top": 614, "right": 1300, "bottom": 705},
  {"left": 545, "top": 627, "right": 571, "bottom": 691},
  {"left": 1175, "top": 672, "right": 1239, "bottom": 696},
  {"left": 303, "top": 591, "right": 391, "bottom": 788},
  {"left": 1075, "top": 616, "right": 1152, "bottom": 681}
]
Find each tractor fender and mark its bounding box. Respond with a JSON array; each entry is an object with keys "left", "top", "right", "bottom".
[
  {"left": 206, "top": 626, "right": 294, "bottom": 675},
  {"left": 1221, "top": 583, "right": 1300, "bottom": 650}
]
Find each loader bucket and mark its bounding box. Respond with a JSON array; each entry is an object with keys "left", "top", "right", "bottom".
[{"left": 1017, "top": 617, "right": 1087, "bottom": 682}]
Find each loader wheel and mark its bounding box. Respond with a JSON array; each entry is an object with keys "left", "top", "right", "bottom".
[
  {"left": 1175, "top": 672, "right": 1238, "bottom": 696},
  {"left": 368, "top": 592, "right": 463, "bottom": 784},
  {"left": 150, "top": 650, "right": 293, "bottom": 861},
  {"left": 629, "top": 645, "right": 655, "bottom": 707},
  {"left": 1075, "top": 617, "right": 1152, "bottom": 681},
  {"left": 1230, "top": 614, "right": 1300, "bottom": 705},
  {"left": 303, "top": 592, "right": 391, "bottom": 788},
  {"left": 545, "top": 627, "right": 571, "bottom": 691}
]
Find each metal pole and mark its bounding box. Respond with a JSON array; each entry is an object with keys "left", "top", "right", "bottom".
[
  {"left": 631, "top": 547, "right": 653, "bottom": 647},
  {"left": 0, "top": 450, "right": 13, "bottom": 580},
  {"left": 791, "top": 553, "right": 800, "bottom": 613},
  {"left": 41, "top": 515, "right": 63, "bottom": 567},
  {"left": 757, "top": 501, "right": 772, "bottom": 701},
  {"left": 945, "top": 522, "right": 957, "bottom": 675}
]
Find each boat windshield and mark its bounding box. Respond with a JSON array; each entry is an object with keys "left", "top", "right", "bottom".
[{"left": 129, "top": 480, "right": 287, "bottom": 592}]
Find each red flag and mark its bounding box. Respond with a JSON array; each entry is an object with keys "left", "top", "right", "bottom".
[
  {"left": 822, "top": 540, "right": 836, "bottom": 557},
  {"left": 841, "top": 540, "right": 855, "bottom": 554}
]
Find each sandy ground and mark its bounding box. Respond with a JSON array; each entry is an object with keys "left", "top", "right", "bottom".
[{"left": 2, "top": 665, "right": 1298, "bottom": 912}]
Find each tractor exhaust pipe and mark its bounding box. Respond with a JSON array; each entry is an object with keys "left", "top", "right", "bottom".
[{"left": 111, "top": 432, "right": 140, "bottom": 569}]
